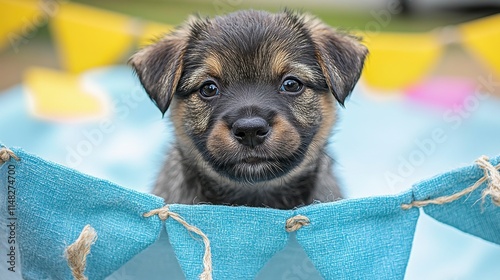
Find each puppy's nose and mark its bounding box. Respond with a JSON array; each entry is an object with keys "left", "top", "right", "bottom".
[{"left": 232, "top": 117, "right": 270, "bottom": 148}]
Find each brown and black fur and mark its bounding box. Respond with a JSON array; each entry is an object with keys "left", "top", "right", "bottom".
[{"left": 130, "top": 10, "right": 367, "bottom": 209}]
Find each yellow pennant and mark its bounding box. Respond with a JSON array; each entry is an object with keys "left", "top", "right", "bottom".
[
  {"left": 50, "top": 3, "right": 136, "bottom": 73},
  {"left": 24, "top": 67, "right": 106, "bottom": 120},
  {"left": 0, "top": 0, "right": 41, "bottom": 52},
  {"left": 137, "top": 21, "right": 173, "bottom": 47},
  {"left": 460, "top": 14, "right": 500, "bottom": 78},
  {"left": 361, "top": 32, "right": 443, "bottom": 90}
]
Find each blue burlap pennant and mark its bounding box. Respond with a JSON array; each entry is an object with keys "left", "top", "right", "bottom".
[
  {"left": 412, "top": 156, "right": 500, "bottom": 244},
  {"left": 0, "top": 146, "right": 164, "bottom": 279}
]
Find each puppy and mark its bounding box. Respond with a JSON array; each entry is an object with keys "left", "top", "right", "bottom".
[{"left": 130, "top": 10, "right": 367, "bottom": 209}]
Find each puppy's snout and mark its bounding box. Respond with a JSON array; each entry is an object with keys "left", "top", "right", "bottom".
[{"left": 232, "top": 117, "right": 270, "bottom": 148}]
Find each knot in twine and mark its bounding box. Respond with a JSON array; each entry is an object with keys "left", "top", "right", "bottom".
[
  {"left": 65, "top": 225, "right": 98, "bottom": 280},
  {"left": 402, "top": 155, "right": 500, "bottom": 209},
  {"left": 144, "top": 205, "right": 212, "bottom": 280},
  {"left": 0, "top": 148, "right": 19, "bottom": 165},
  {"left": 285, "top": 215, "right": 310, "bottom": 232},
  {"left": 476, "top": 155, "right": 500, "bottom": 205}
]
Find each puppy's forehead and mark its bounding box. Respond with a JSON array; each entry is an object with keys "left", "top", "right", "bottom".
[{"left": 184, "top": 11, "right": 320, "bottom": 83}]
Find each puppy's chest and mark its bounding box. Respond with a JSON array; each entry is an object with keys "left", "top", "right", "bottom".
[{"left": 196, "top": 174, "right": 316, "bottom": 209}]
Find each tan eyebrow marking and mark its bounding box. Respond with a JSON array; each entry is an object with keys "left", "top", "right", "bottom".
[
  {"left": 287, "top": 63, "right": 317, "bottom": 81},
  {"left": 271, "top": 50, "right": 290, "bottom": 77},
  {"left": 183, "top": 54, "right": 224, "bottom": 90},
  {"left": 204, "top": 55, "right": 223, "bottom": 78},
  {"left": 184, "top": 68, "right": 209, "bottom": 90},
  {"left": 271, "top": 49, "right": 317, "bottom": 81}
]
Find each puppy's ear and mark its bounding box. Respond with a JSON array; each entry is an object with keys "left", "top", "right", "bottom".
[
  {"left": 129, "top": 28, "right": 189, "bottom": 114},
  {"left": 306, "top": 18, "right": 368, "bottom": 105}
]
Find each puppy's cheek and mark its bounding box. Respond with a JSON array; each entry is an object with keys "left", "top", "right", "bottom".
[
  {"left": 183, "top": 94, "right": 213, "bottom": 135},
  {"left": 170, "top": 100, "right": 190, "bottom": 142},
  {"left": 291, "top": 88, "right": 322, "bottom": 127},
  {"left": 317, "top": 93, "right": 336, "bottom": 140},
  {"left": 206, "top": 121, "right": 238, "bottom": 158},
  {"left": 268, "top": 115, "right": 301, "bottom": 155},
  {"left": 308, "top": 93, "right": 336, "bottom": 154}
]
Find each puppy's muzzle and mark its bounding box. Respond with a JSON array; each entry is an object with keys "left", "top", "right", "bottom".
[{"left": 231, "top": 117, "right": 270, "bottom": 148}]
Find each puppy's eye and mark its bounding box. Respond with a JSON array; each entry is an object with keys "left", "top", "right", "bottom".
[
  {"left": 280, "top": 78, "right": 303, "bottom": 94},
  {"left": 200, "top": 82, "right": 219, "bottom": 98}
]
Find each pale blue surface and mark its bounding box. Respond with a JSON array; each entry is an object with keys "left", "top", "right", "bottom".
[{"left": 0, "top": 67, "right": 170, "bottom": 193}]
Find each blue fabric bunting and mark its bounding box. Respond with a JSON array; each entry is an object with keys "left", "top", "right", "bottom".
[{"left": 0, "top": 145, "right": 499, "bottom": 279}]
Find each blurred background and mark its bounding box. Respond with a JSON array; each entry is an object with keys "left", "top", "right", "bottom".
[
  {"left": 1, "top": 0, "right": 500, "bottom": 90},
  {"left": 1, "top": 0, "right": 500, "bottom": 279}
]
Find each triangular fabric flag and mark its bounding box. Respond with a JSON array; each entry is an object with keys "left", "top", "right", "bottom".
[
  {"left": 412, "top": 156, "right": 500, "bottom": 245},
  {"left": 166, "top": 204, "right": 291, "bottom": 280},
  {"left": 0, "top": 146, "right": 164, "bottom": 279},
  {"left": 50, "top": 3, "right": 136, "bottom": 73},
  {"left": 295, "top": 193, "right": 419, "bottom": 279},
  {"left": 24, "top": 67, "right": 106, "bottom": 120},
  {"left": 361, "top": 32, "right": 443, "bottom": 90},
  {"left": 0, "top": 0, "right": 40, "bottom": 52},
  {"left": 404, "top": 77, "right": 476, "bottom": 109},
  {"left": 460, "top": 14, "right": 500, "bottom": 78}
]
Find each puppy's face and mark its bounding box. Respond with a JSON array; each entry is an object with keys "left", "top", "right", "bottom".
[{"left": 131, "top": 10, "right": 367, "bottom": 185}]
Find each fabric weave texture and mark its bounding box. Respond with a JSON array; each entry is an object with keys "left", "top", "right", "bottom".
[{"left": 0, "top": 145, "right": 499, "bottom": 279}]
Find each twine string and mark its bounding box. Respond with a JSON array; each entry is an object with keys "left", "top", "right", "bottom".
[
  {"left": 65, "top": 225, "right": 98, "bottom": 280},
  {"left": 285, "top": 215, "right": 310, "bottom": 232},
  {"left": 36, "top": 151, "right": 500, "bottom": 278},
  {"left": 402, "top": 155, "right": 500, "bottom": 209},
  {"left": 476, "top": 155, "right": 500, "bottom": 205},
  {"left": 0, "top": 148, "right": 20, "bottom": 165},
  {"left": 144, "top": 205, "right": 212, "bottom": 280}
]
